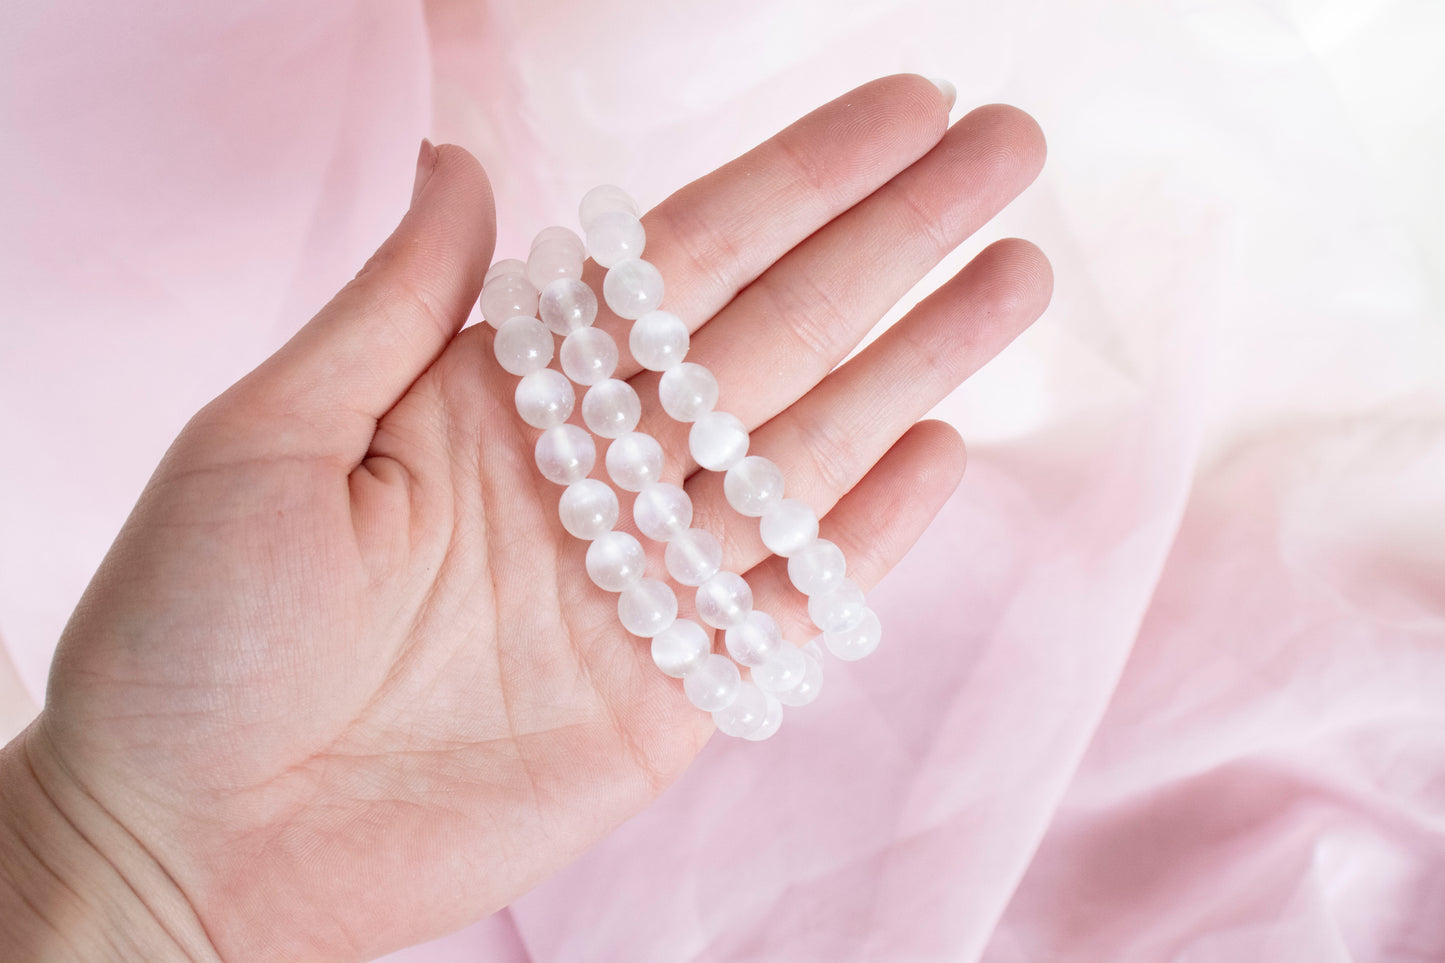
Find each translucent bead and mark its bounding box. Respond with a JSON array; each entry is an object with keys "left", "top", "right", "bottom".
[
  {"left": 713, "top": 682, "right": 770, "bottom": 738},
  {"left": 526, "top": 241, "right": 584, "bottom": 292},
  {"left": 560, "top": 327, "right": 618, "bottom": 386},
  {"left": 808, "top": 578, "right": 867, "bottom": 633},
  {"left": 658, "top": 362, "right": 719, "bottom": 422},
  {"left": 759, "top": 499, "right": 819, "bottom": 557},
  {"left": 579, "top": 184, "right": 640, "bottom": 232},
  {"left": 723, "top": 455, "right": 784, "bottom": 517},
  {"left": 534, "top": 424, "right": 595, "bottom": 486},
  {"left": 532, "top": 225, "right": 587, "bottom": 259},
  {"left": 484, "top": 258, "right": 527, "bottom": 284},
  {"left": 493, "top": 316, "right": 553, "bottom": 376},
  {"left": 802, "top": 636, "right": 825, "bottom": 665},
  {"left": 824, "top": 608, "right": 881, "bottom": 661},
  {"left": 539, "top": 278, "right": 599, "bottom": 335},
  {"left": 558, "top": 479, "right": 618, "bottom": 540},
  {"left": 585, "top": 531, "right": 646, "bottom": 592},
  {"left": 633, "top": 482, "right": 692, "bottom": 541},
  {"left": 695, "top": 571, "right": 753, "bottom": 630},
  {"left": 744, "top": 693, "right": 784, "bottom": 741},
  {"left": 585, "top": 210, "right": 646, "bottom": 268},
  {"left": 617, "top": 578, "right": 678, "bottom": 637},
  {"left": 752, "top": 645, "right": 808, "bottom": 694},
  {"left": 787, "top": 538, "right": 847, "bottom": 596},
  {"left": 629, "top": 310, "right": 689, "bottom": 371},
  {"left": 514, "top": 369, "right": 574, "bottom": 429},
  {"left": 664, "top": 528, "right": 721, "bottom": 586},
  {"left": 651, "top": 618, "right": 711, "bottom": 679},
  {"left": 724, "top": 610, "right": 782, "bottom": 667},
  {"left": 689, "top": 411, "right": 749, "bottom": 471},
  {"left": 777, "top": 652, "right": 824, "bottom": 707},
  {"left": 605, "top": 432, "right": 664, "bottom": 492},
  {"left": 602, "top": 258, "right": 664, "bottom": 320},
  {"left": 582, "top": 379, "right": 641, "bottom": 438},
  {"left": 480, "top": 274, "right": 538, "bottom": 328},
  {"left": 683, "top": 653, "right": 741, "bottom": 712}
]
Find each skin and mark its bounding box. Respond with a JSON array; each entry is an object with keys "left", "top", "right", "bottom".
[{"left": 0, "top": 75, "right": 1050, "bottom": 962}]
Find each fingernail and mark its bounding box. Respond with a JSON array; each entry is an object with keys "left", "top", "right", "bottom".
[
  {"left": 928, "top": 77, "right": 957, "bottom": 112},
  {"left": 411, "top": 138, "right": 437, "bottom": 206}
]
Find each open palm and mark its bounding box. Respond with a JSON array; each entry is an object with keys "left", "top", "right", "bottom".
[{"left": 22, "top": 76, "right": 1049, "bottom": 961}]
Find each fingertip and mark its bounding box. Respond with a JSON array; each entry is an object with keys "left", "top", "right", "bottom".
[{"left": 958, "top": 103, "right": 1048, "bottom": 184}]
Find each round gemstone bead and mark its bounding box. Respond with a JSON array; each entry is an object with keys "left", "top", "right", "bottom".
[
  {"left": 777, "top": 652, "right": 824, "bottom": 706},
  {"left": 605, "top": 432, "right": 664, "bottom": 492},
  {"left": 683, "top": 653, "right": 741, "bottom": 712},
  {"left": 579, "top": 184, "right": 640, "bottom": 232},
  {"left": 664, "top": 528, "right": 722, "bottom": 586},
  {"left": 658, "top": 362, "right": 719, "bottom": 422},
  {"left": 585, "top": 210, "right": 646, "bottom": 268},
  {"left": 539, "top": 278, "right": 599, "bottom": 335},
  {"left": 560, "top": 327, "right": 618, "bottom": 386},
  {"left": 581, "top": 379, "right": 641, "bottom": 438},
  {"left": 724, "top": 610, "right": 783, "bottom": 667},
  {"left": 713, "top": 682, "right": 770, "bottom": 738},
  {"left": 651, "top": 618, "right": 711, "bottom": 678},
  {"left": 602, "top": 258, "right": 664, "bottom": 320},
  {"left": 484, "top": 258, "right": 527, "bottom": 284},
  {"left": 617, "top": 578, "right": 678, "bottom": 638},
  {"left": 628, "top": 310, "right": 689, "bottom": 371},
  {"left": 526, "top": 242, "right": 584, "bottom": 292},
  {"left": 695, "top": 571, "right": 753, "bottom": 630},
  {"left": 744, "top": 693, "right": 784, "bottom": 741},
  {"left": 493, "top": 316, "right": 553, "bottom": 376},
  {"left": 808, "top": 578, "right": 866, "bottom": 633},
  {"left": 787, "top": 538, "right": 847, "bottom": 596},
  {"left": 558, "top": 479, "right": 618, "bottom": 540},
  {"left": 759, "top": 499, "right": 819, "bottom": 556},
  {"left": 584, "top": 531, "right": 646, "bottom": 592},
  {"left": 689, "top": 411, "right": 749, "bottom": 471},
  {"left": 824, "top": 607, "right": 881, "bottom": 661},
  {"left": 532, "top": 225, "right": 586, "bottom": 259},
  {"left": 534, "top": 424, "right": 595, "bottom": 486},
  {"left": 514, "top": 369, "right": 575, "bottom": 429},
  {"left": 480, "top": 274, "right": 538, "bottom": 328},
  {"left": 752, "top": 645, "right": 808, "bottom": 694},
  {"left": 723, "top": 455, "right": 784, "bottom": 517},
  {"left": 633, "top": 482, "right": 692, "bottom": 541}
]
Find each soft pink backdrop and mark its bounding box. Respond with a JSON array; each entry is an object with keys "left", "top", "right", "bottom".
[{"left": 2, "top": 1, "right": 1442, "bottom": 959}]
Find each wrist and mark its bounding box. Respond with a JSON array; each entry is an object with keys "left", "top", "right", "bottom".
[{"left": 0, "top": 723, "right": 222, "bottom": 963}]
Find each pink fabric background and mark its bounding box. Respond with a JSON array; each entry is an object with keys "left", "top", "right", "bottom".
[{"left": 3, "top": 1, "right": 1443, "bottom": 959}]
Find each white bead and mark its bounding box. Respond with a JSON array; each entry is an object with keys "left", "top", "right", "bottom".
[
  {"left": 777, "top": 652, "right": 824, "bottom": 706},
  {"left": 743, "top": 693, "right": 784, "bottom": 741},
  {"left": 759, "top": 499, "right": 819, "bottom": 556},
  {"left": 534, "top": 424, "right": 595, "bottom": 485},
  {"left": 585, "top": 531, "right": 646, "bottom": 592},
  {"left": 657, "top": 362, "right": 719, "bottom": 422},
  {"left": 809, "top": 578, "right": 867, "bottom": 633},
  {"left": 526, "top": 241, "right": 584, "bottom": 292},
  {"left": 802, "top": 636, "right": 825, "bottom": 665},
  {"left": 558, "top": 479, "right": 618, "bottom": 540},
  {"left": 723, "top": 455, "right": 784, "bottom": 517},
  {"left": 689, "top": 411, "right": 749, "bottom": 471},
  {"left": 752, "top": 645, "right": 808, "bottom": 694},
  {"left": 713, "top": 682, "right": 770, "bottom": 738},
  {"left": 605, "top": 432, "right": 664, "bottom": 492},
  {"left": 539, "top": 278, "right": 599, "bottom": 335},
  {"left": 484, "top": 258, "right": 527, "bottom": 284},
  {"left": 682, "top": 653, "right": 741, "bottom": 712},
  {"left": 628, "top": 310, "right": 689, "bottom": 371},
  {"left": 787, "top": 538, "right": 847, "bottom": 596},
  {"left": 603, "top": 258, "right": 664, "bottom": 320},
  {"left": 617, "top": 578, "right": 678, "bottom": 637},
  {"left": 493, "top": 316, "right": 553, "bottom": 376},
  {"left": 581, "top": 379, "right": 641, "bottom": 438},
  {"left": 531, "top": 225, "right": 586, "bottom": 258},
  {"left": 579, "top": 184, "right": 640, "bottom": 232},
  {"left": 651, "top": 618, "right": 711, "bottom": 678},
  {"left": 664, "top": 528, "right": 721, "bottom": 586},
  {"left": 695, "top": 571, "right": 753, "bottom": 630},
  {"left": 724, "top": 610, "right": 782, "bottom": 667},
  {"left": 560, "top": 327, "right": 618, "bottom": 386},
  {"left": 480, "top": 274, "right": 538, "bottom": 328},
  {"left": 824, "top": 608, "right": 881, "bottom": 661},
  {"left": 585, "top": 210, "right": 646, "bottom": 268},
  {"left": 633, "top": 482, "right": 692, "bottom": 541},
  {"left": 514, "top": 369, "right": 575, "bottom": 429}
]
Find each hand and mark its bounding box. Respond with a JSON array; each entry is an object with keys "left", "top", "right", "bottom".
[{"left": 0, "top": 75, "right": 1049, "bottom": 962}]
